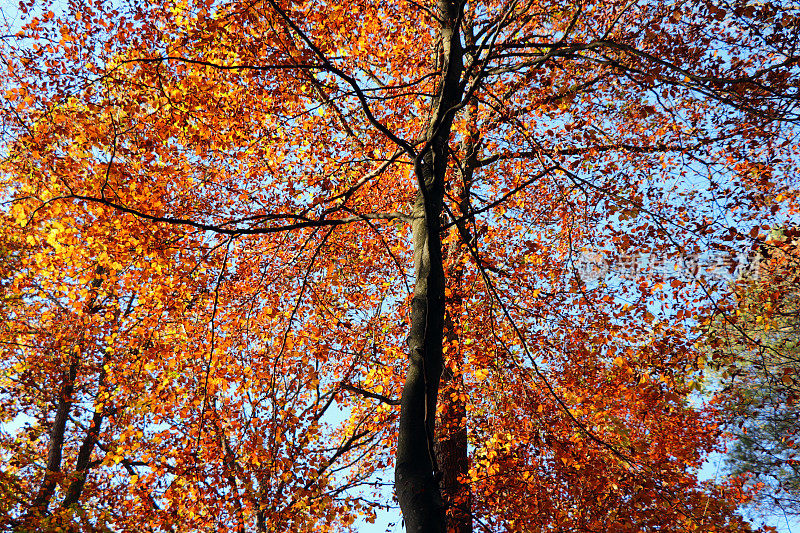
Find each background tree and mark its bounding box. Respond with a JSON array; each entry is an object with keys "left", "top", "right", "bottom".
[
  {"left": 1, "top": 0, "right": 800, "bottom": 532},
  {"left": 709, "top": 228, "right": 800, "bottom": 519}
]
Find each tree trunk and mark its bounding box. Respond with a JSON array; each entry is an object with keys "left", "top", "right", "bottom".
[
  {"left": 29, "top": 355, "right": 79, "bottom": 514},
  {"left": 28, "top": 267, "right": 105, "bottom": 519},
  {"left": 436, "top": 31, "right": 478, "bottom": 528},
  {"left": 436, "top": 363, "right": 471, "bottom": 533},
  {"left": 395, "top": 1, "right": 464, "bottom": 531},
  {"left": 395, "top": 191, "right": 447, "bottom": 532},
  {"left": 60, "top": 407, "right": 104, "bottom": 509},
  {"left": 437, "top": 232, "right": 472, "bottom": 533},
  {"left": 60, "top": 360, "right": 108, "bottom": 509}
]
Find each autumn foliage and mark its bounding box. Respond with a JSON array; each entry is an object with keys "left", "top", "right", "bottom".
[
  {"left": 708, "top": 228, "right": 800, "bottom": 517},
  {"left": 1, "top": 0, "right": 799, "bottom": 531}
]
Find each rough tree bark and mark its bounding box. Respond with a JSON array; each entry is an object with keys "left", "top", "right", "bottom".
[
  {"left": 395, "top": 1, "right": 466, "bottom": 531},
  {"left": 435, "top": 91, "right": 479, "bottom": 533},
  {"left": 437, "top": 312, "right": 471, "bottom": 533}
]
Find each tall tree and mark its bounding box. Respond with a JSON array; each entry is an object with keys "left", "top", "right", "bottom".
[
  {"left": 1, "top": 0, "right": 799, "bottom": 531},
  {"left": 709, "top": 228, "right": 800, "bottom": 518}
]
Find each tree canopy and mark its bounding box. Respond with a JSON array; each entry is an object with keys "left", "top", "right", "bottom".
[
  {"left": 1, "top": 0, "right": 799, "bottom": 532},
  {"left": 709, "top": 228, "right": 800, "bottom": 520}
]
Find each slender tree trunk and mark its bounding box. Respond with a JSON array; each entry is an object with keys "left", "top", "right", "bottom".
[
  {"left": 436, "top": 345, "right": 471, "bottom": 533},
  {"left": 395, "top": 2, "right": 464, "bottom": 531},
  {"left": 437, "top": 233, "right": 472, "bottom": 533},
  {"left": 59, "top": 408, "right": 103, "bottom": 510},
  {"left": 28, "top": 268, "right": 105, "bottom": 519},
  {"left": 60, "top": 361, "right": 108, "bottom": 509},
  {"left": 437, "top": 27, "right": 478, "bottom": 528},
  {"left": 29, "top": 355, "right": 79, "bottom": 514}
]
